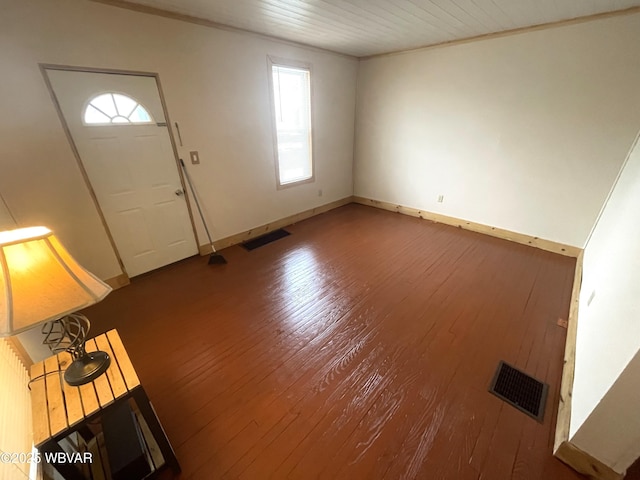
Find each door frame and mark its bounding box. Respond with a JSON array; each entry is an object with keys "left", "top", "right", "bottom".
[{"left": 40, "top": 64, "right": 199, "bottom": 282}]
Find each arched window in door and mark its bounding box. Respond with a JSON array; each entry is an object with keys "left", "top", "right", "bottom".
[{"left": 83, "top": 93, "right": 153, "bottom": 125}]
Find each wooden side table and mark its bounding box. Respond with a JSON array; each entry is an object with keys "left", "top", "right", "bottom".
[{"left": 29, "top": 329, "right": 180, "bottom": 480}]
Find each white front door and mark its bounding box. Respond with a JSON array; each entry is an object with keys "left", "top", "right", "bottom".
[{"left": 47, "top": 69, "right": 197, "bottom": 277}]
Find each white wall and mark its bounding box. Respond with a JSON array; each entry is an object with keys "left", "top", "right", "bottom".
[
  {"left": 354, "top": 13, "right": 640, "bottom": 248},
  {"left": 0, "top": 0, "right": 357, "bottom": 280},
  {"left": 572, "top": 350, "right": 640, "bottom": 474},
  {"left": 0, "top": 196, "right": 16, "bottom": 230},
  {"left": 568, "top": 132, "right": 640, "bottom": 472}
]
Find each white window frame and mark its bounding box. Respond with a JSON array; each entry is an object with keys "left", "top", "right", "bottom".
[{"left": 267, "top": 56, "right": 315, "bottom": 189}]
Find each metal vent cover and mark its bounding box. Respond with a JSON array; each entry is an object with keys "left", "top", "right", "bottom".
[
  {"left": 242, "top": 229, "right": 290, "bottom": 251},
  {"left": 489, "top": 361, "right": 549, "bottom": 423}
]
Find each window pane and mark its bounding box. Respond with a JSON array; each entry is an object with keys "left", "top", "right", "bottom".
[
  {"left": 113, "top": 93, "right": 137, "bottom": 117},
  {"left": 129, "top": 105, "right": 152, "bottom": 123},
  {"left": 84, "top": 93, "right": 153, "bottom": 125},
  {"left": 90, "top": 93, "right": 118, "bottom": 117},
  {"left": 271, "top": 64, "right": 312, "bottom": 186},
  {"left": 277, "top": 131, "right": 311, "bottom": 183},
  {"left": 84, "top": 104, "right": 110, "bottom": 124}
]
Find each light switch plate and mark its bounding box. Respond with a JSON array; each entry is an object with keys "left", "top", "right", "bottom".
[{"left": 190, "top": 151, "right": 200, "bottom": 165}]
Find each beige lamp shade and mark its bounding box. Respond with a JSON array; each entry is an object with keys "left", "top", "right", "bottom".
[{"left": 0, "top": 226, "right": 112, "bottom": 336}]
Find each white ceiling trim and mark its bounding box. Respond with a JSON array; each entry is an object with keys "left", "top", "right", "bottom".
[
  {"left": 91, "top": 0, "right": 640, "bottom": 58},
  {"left": 91, "top": 0, "right": 358, "bottom": 58},
  {"left": 362, "top": 5, "right": 640, "bottom": 60}
]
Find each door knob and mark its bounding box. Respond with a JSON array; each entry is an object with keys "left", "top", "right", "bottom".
[{"left": 175, "top": 189, "right": 184, "bottom": 196}]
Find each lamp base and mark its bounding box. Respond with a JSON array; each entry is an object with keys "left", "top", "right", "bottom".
[{"left": 64, "top": 351, "right": 111, "bottom": 386}]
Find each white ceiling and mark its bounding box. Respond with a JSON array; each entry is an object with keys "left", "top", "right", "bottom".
[{"left": 117, "top": 0, "right": 640, "bottom": 57}]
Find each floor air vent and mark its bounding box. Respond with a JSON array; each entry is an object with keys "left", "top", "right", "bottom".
[
  {"left": 242, "top": 229, "right": 291, "bottom": 251},
  {"left": 489, "top": 361, "right": 549, "bottom": 422}
]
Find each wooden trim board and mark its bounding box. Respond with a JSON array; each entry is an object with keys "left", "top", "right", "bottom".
[
  {"left": 353, "top": 196, "right": 582, "bottom": 257},
  {"left": 105, "top": 273, "right": 130, "bottom": 290},
  {"left": 198, "top": 196, "right": 353, "bottom": 254},
  {"left": 551, "top": 253, "right": 621, "bottom": 480},
  {"left": 201, "top": 196, "right": 583, "bottom": 259},
  {"left": 555, "top": 441, "right": 623, "bottom": 480},
  {"left": 554, "top": 250, "right": 583, "bottom": 452}
]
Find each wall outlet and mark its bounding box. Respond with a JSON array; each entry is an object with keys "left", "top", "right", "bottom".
[
  {"left": 318, "top": 189, "right": 323, "bottom": 197},
  {"left": 189, "top": 151, "right": 200, "bottom": 165},
  {"left": 437, "top": 195, "right": 444, "bottom": 203}
]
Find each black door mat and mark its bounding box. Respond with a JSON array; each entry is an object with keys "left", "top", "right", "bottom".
[
  {"left": 489, "top": 361, "right": 549, "bottom": 422},
  {"left": 241, "top": 229, "right": 291, "bottom": 251}
]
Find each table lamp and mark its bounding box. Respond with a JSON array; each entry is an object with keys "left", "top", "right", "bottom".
[{"left": 0, "top": 226, "right": 112, "bottom": 386}]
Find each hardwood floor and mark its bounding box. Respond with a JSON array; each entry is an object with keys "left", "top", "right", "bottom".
[{"left": 84, "top": 204, "right": 585, "bottom": 479}]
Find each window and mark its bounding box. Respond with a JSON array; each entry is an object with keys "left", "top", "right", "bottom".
[
  {"left": 269, "top": 58, "right": 313, "bottom": 187},
  {"left": 83, "top": 93, "right": 153, "bottom": 125}
]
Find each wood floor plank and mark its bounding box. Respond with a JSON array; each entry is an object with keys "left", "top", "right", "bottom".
[{"left": 84, "top": 204, "right": 584, "bottom": 480}]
